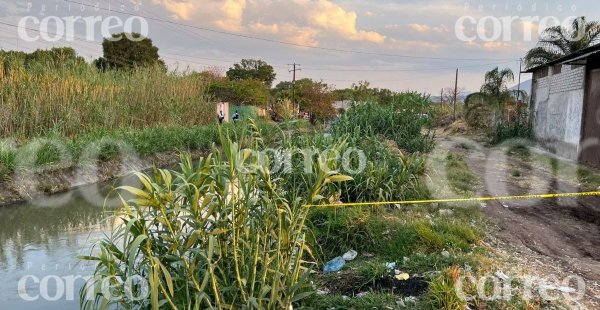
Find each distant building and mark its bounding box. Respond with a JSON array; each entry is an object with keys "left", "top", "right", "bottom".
[
  {"left": 333, "top": 100, "right": 352, "bottom": 112},
  {"left": 526, "top": 44, "right": 600, "bottom": 167}
]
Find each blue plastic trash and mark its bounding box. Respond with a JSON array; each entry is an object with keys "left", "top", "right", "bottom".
[{"left": 323, "top": 256, "right": 346, "bottom": 274}]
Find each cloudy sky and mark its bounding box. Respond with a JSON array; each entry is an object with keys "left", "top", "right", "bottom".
[{"left": 1, "top": 0, "right": 599, "bottom": 93}]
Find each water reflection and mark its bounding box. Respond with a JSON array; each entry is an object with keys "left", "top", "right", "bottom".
[{"left": 0, "top": 183, "right": 118, "bottom": 309}]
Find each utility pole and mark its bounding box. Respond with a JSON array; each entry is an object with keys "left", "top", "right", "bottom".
[
  {"left": 453, "top": 68, "right": 459, "bottom": 121},
  {"left": 516, "top": 58, "right": 522, "bottom": 103},
  {"left": 288, "top": 63, "right": 301, "bottom": 113}
]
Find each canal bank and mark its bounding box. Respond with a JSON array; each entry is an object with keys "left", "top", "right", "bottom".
[{"left": 0, "top": 149, "right": 207, "bottom": 207}]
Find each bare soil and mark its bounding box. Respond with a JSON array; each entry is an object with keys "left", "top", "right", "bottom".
[{"left": 439, "top": 137, "right": 600, "bottom": 309}]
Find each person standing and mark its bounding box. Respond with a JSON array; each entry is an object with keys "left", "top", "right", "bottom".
[
  {"left": 218, "top": 110, "right": 225, "bottom": 124},
  {"left": 232, "top": 110, "right": 240, "bottom": 123}
]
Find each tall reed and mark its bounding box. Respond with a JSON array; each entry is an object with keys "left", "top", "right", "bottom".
[
  {"left": 0, "top": 58, "right": 214, "bottom": 139},
  {"left": 80, "top": 125, "right": 352, "bottom": 309}
]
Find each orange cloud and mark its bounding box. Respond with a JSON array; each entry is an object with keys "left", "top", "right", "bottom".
[
  {"left": 153, "top": 0, "right": 246, "bottom": 31},
  {"left": 250, "top": 22, "right": 319, "bottom": 46},
  {"left": 308, "top": 0, "right": 385, "bottom": 43},
  {"left": 215, "top": 0, "right": 247, "bottom": 32}
]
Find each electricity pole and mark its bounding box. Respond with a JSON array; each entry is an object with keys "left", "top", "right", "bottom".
[
  {"left": 453, "top": 68, "right": 459, "bottom": 121},
  {"left": 288, "top": 63, "right": 301, "bottom": 113},
  {"left": 516, "top": 58, "right": 522, "bottom": 103}
]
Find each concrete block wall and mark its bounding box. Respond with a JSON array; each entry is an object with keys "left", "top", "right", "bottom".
[
  {"left": 548, "top": 65, "right": 586, "bottom": 94},
  {"left": 532, "top": 65, "right": 586, "bottom": 160}
]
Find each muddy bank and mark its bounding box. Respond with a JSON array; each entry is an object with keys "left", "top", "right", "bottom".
[{"left": 0, "top": 149, "right": 207, "bottom": 207}]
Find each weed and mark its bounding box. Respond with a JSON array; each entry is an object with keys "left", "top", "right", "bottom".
[
  {"left": 446, "top": 153, "right": 478, "bottom": 195},
  {"left": 424, "top": 266, "right": 466, "bottom": 309},
  {"left": 80, "top": 128, "right": 353, "bottom": 309},
  {"left": 489, "top": 120, "right": 533, "bottom": 145},
  {"left": 0, "top": 58, "right": 214, "bottom": 139}
]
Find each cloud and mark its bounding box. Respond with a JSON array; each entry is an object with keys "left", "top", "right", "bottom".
[
  {"left": 482, "top": 42, "right": 512, "bottom": 50},
  {"left": 385, "top": 23, "right": 449, "bottom": 35},
  {"left": 408, "top": 23, "right": 449, "bottom": 34},
  {"left": 308, "top": 0, "right": 385, "bottom": 43},
  {"left": 152, "top": 0, "right": 384, "bottom": 44},
  {"left": 152, "top": 0, "right": 198, "bottom": 21},
  {"left": 387, "top": 38, "right": 442, "bottom": 51},
  {"left": 249, "top": 22, "right": 319, "bottom": 46},
  {"left": 215, "top": 0, "right": 247, "bottom": 31},
  {"left": 153, "top": 0, "right": 246, "bottom": 31}
]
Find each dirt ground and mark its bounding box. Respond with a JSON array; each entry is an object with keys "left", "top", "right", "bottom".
[{"left": 438, "top": 136, "right": 600, "bottom": 309}]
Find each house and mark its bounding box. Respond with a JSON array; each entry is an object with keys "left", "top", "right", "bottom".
[{"left": 526, "top": 44, "right": 600, "bottom": 167}]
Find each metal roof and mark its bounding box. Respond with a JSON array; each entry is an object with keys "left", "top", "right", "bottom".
[{"left": 524, "top": 43, "right": 600, "bottom": 73}]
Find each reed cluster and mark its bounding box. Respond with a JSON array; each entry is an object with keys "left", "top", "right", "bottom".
[{"left": 0, "top": 58, "right": 213, "bottom": 139}]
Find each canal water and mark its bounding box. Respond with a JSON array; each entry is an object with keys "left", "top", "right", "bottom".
[{"left": 0, "top": 181, "right": 129, "bottom": 309}]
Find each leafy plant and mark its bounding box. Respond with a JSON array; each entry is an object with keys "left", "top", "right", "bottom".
[
  {"left": 333, "top": 93, "right": 435, "bottom": 153},
  {"left": 80, "top": 127, "right": 352, "bottom": 309}
]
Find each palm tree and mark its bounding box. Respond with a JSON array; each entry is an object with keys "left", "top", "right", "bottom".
[
  {"left": 525, "top": 16, "right": 600, "bottom": 69},
  {"left": 464, "top": 67, "right": 527, "bottom": 127}
]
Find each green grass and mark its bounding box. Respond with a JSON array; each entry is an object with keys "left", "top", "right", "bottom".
[
  {"left": 80, "top": 126, "right": 349, "bottom": 309},
  {"left": 333, "top": 93, "right": 435, "bottom": 153},
  {"left": 0, "top": 120, "right": 279, "bottom": 181},
  {"left": 446, "top": 153, "right": 478, "bottom": 195}
]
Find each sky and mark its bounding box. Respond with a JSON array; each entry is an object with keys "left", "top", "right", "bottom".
[{"left": 1, "top": 0, "right": 599, "bottom": 94}]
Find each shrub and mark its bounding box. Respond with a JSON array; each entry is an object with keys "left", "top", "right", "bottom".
[
  {"left": 333, "top": 93, "right": 435, "bottom": 153},
  {"left": 489, "top": 119, "right": 533, "bottom": 145},
  {"left": 80, "top": 128, "right": 351, "bottom": 309}
]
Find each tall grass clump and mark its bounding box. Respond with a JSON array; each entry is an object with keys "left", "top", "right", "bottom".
[
  {"left": 333, "top": 92, "right": 435, "bottom": 153},
  {"left": 489, "top": 118, "right": 533, "bottom": 145},
  {"left": 80, "top": 126, "right": 352, "bottom": 309},
  {"left": 271, "top": 122, "right": 429, "bottom": 260},
  {"left": 0, "top": 57, "right": 214, "bottom": 139}
]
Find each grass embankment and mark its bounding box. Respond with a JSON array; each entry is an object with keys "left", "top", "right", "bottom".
[{"left": 305, "top": 149, "right": 486, "bottom": 309}]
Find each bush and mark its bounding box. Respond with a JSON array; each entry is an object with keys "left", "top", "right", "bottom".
[
  {"left": 489, "top": 119, "right": 533, "bottom": 145},
  {"left": 80, "top": 128, "right": 351, "bottom": 309},
  {"left": 333, "top": 93, "right": 435, "bottom": 153}
]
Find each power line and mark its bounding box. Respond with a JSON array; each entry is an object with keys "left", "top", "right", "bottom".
[
  {"left": 63, "top": 0, "right": 515, "bottom": 62},
  {"left": 0, "top": 21, "right": 517, "bottom": 75}
]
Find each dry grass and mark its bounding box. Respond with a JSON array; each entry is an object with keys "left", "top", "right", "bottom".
[{"left": 0, "top": 59, "right": 214, "bottom": 139}]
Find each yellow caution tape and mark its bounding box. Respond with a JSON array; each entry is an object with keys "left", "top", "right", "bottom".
[{"left": 304, "top": 191, "right": 600, "bottom": 208}]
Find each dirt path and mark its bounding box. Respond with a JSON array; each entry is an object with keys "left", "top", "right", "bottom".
[{"left": 438, "top": 137, "right": 600, "bottom": 309}]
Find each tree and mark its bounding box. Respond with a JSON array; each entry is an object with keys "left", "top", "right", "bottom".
[
  {"left": 441, "top": 86, "right": 466, "bottom": 104},
  {"left": 226, "top": 59, "right": 276, "bottom": 87},
  {"left": 464, "top": 67, "right": 527, "bottom": 127},
  {"left": 295, "top": 78, "right": 336, "bottom": 121},
  {"left": 95, "top": 33, "right": 165, "bottom": 70},
  {"left": 23, "top": 47, "right": 85, "bottom": 69},
  {"left": 525, "top": 16, "right": 600, "bottom": 69},
  {"left": 208, "top": 79, "right": 269, "bottom": 106}
]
